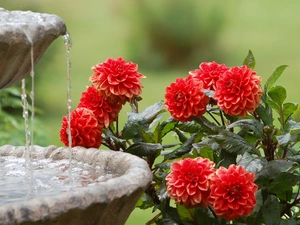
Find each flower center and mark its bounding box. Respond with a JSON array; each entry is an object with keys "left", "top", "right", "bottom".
[
  {"left": 185, "top": 171, "right": 198, "bottom": 182},
  {"left": 227, "top": 185, "right": 241, "bottom": 198}
]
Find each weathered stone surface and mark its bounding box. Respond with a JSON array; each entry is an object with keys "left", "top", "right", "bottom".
[
  {"left": 0, "top": 146, "right": 152, "bottom": 225},
  {"left": 0, "top": 8, "right": 67, "bottom": 89}
]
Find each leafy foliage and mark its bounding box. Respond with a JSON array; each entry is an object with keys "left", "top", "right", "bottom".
[
  {"left": 0, "top": 86, "right": 48, "bottom": 145},
  {"left": 101, "top": 52, "right": 300, "bottom": 224}
]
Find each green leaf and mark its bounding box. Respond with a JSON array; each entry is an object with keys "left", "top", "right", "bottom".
[
  {"left": 198, "top": 146, "right": 214, "bottom": 161},
  {"left": 164, "top": 134, "right": 196, "bottom": 160},
  {"left": 285, "top": 120, "right": 300, "bottom": 131},
  {"left": 136, "top": 193, "right": 154, "bottom": 209},
  {"left": 287, "top": 155, "right": 300, "bottom": 164},
  {"left": 140, "top": 128, "right": 156, "bottom": 143},
  {"left": 292, "top": 104, "right": 300, "bottom": 122},
  {"left": 176, "top": 204, "right": 194, "bottom": 223},
  {"left": 227, "top": 119, "right": 263, "bottom": 138},
  {"left": 261, "top": 195, "right": 280, "bottom": 225},
  {"left": 218, "top": 150, "right": 237, "bottom": 168},
  {"left": 155, "top": 162, "right": 172, "bottom": 169},
  {"left": 243, "top": 50, "right": 256, "bottom": 69},
  {"left": 160, "top": 202, "right": 182, "bottom": 224},
  {"left": 177, "top": 120, "right": 201, "bottom": 133},
  {"left": 213, "top": 129, "right": 254, "bottom": 154},
  {"left": 193, "top": 207, "right": 216, "bottom": 225},
  {"left": 126, "top": 142, "right": 163, "bottom": 156},
  {"left": 237, "top": 152, "right": 267, "bottom": 174},
  {"left": 191, "top": 116, "right": 218, "bottom": 134},
  {"left": 279, "top": 218, "right": 298, "bottom": 225},
  {"left": 152, "top": 122, "right": 162, "bottom": 143},
  {"left": 283, "top": 102, "right": 297, "bottom": 122},
  {"left": 160, "top": 117, "right": 178, "bottom": 138},
  {"left": 277, "top": 121, "right": 300, "bottom": 146},
  {"left": 267, "top": 86, "right": 286, "bottom": 110},
  {"left": 268, "top": 172, "right": 300, "bottom": 196},
  {"left": 174, "top": 128, "right": 188, "bottom": 143},
  {"left": 121, "top": 101, "right": 166, "bottom": 140},
  {"left": 255, "top": 104, "right": 273, "bottom": 126},
  {"left": 255, "top": 160, "right": 295, "bottom": 187},
  {"left": 264, "top": 65, "right": 288, "bottom": 93},
  {"left": 276, "top": 133, "right": 291, "bottom": 147}
]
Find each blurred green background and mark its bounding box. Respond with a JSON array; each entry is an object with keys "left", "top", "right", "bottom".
[{"left": 1, "top": 0, "right": 300, "bottom": 224}]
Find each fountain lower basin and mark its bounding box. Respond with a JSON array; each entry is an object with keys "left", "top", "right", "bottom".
[{"left": 0, "top": 145, "right": 152, "bottom": 225}]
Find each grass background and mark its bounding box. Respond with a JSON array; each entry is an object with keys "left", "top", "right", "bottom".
[{"left": 1, "top": 0, "right": 300, "bottom": 224}]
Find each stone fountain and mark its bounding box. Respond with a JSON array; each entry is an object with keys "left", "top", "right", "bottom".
[{"left": 0, "top": 8, "right": 152, "bottom": 225}]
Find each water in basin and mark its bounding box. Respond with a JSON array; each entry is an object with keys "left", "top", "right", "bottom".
[{"left": 0, "top": 156, "right": 114, "bottom": 205}]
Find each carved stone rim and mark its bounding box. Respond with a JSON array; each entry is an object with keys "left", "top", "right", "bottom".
[{"left": 0, "top": 145, "right": 152, "bottom": 224}]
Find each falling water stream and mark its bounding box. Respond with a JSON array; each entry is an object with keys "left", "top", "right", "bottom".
[
  {"left": 18, "top": 30, "right": 76, "bottom": 200},
  {"left": 21, "top": 25, "right": 35, "bottom": 201},
  {"left": 62, "top": 31, "right": 73, "bottom": 187}
]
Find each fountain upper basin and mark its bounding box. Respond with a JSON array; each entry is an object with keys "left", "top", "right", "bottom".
[
  {"left": 0, "top": 8, "right": 67, "bottom": 89},
  {"left": 0, "top": 145, "right": 152, "bottom": 225}
]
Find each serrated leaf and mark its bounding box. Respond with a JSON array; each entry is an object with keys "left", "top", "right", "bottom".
[
  {"left": 227, "top": 119, "right": 263, "bottom": 138},
  {"left": 237, "top": 152, "right": 267, "bottom": 174},
  {"left": 243, "top": 50, "right": 256, "bottom": 69},
  {"left": 177, "top": 120, "right": 201, "bottom": 133},
  {"left": 255, "top": 160, "right": 295, "bottom": 187},
  {"left": 121, "top": 101, "right": 166, "bottom": 140},
  {"left": 213, "top": 129, "right": 254, "bottom": 154},
  {"left": 193, "top": 138, "right": 220, "bottom": 152},
  {"left": 261, "top": 195, "right": 280, "bottom": 225},
  {"left": 126, "top": 142, "right": 163, "bottom": 156},
  {"left": 174, "top": 128, "right": 188, "bottom": 143},
  {"left": 164, "top": 134, "right": 196, "bottom": 160},
  {"left": 264, "top": 65, "right": 288, "bottom": 92}
]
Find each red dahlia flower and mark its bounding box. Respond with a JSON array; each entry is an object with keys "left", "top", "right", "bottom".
[
  {"left": 164, "top": 75, "right": 209, "bottom": 122},
  {"left": 89, "top": 57, "right": 145, "bottom": 103},
  {"left": 189, "top": 61, "right": 229, "bottom": 90},
  {"left": 78, "top": 85, "right": 122, "bottom": 128},
  {"left": 214, "top": 65, "right": 262, "bottom": 116},
  {"left": 210, "top": 164, "right": 258, "bottom": 220},
  {"left": 166, "top": 157, "right": 215, "bottom": 208},
  {"left": 60, "top": 108, "right": 102, "bottom": 148}
]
